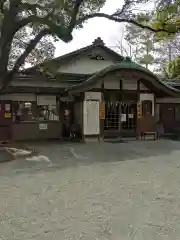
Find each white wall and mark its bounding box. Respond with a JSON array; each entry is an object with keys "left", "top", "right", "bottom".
[
  {"left": 123, "top": 79, "right": 148, "bottom": 90},
  {"left": 140, "top": 93, "right": 155, "bottom": 116},
  {"left": 83, "top": 75, "right": 150, "bottom": 92},
  {"left": 140, "top": 93, "right": 154, "bottom": 102},
  {"left": 0, "top": 93, "right": 36, "bottom": 101},
  {"left": 123, "top": 79, "right": 137, "bottom": 90},
  {"left": 0, "top": 94, "right": 57, "bottom": 106},
  {"left": 85, "top": 92, "right": 101, "bottom": 101},
  {"left": 37, "top": 95, "right": 56, "bottom": 105},
  {"left": 104, "top": 76, "right": 119, "bottom": 89},
  {"left": 9, "top": 79, "right": 70, "bottom": 88},
  {"left": 157, "top": 97, "right": 180, "bottom": 103},
  {"left": 58, "top": 57, "right": 113, "bottom": 74}
]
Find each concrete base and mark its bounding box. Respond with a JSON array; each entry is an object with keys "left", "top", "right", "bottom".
[{"left": 84, "top": 136, "right": 101, "bottom": 143}]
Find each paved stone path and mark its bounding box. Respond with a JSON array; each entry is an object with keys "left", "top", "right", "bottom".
[{"left": 1, "top": 139, "right": 180, "bottom": 239}]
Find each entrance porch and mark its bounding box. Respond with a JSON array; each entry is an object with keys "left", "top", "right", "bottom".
[
  {"left": 80, "top": 91, "right": 155, "bottom": 141},
  {"left": 66, "top": 60, "right": 180, "bottom": 142},
  {"left": 103, "top": 91, "right": 137, "bottom": 138}
]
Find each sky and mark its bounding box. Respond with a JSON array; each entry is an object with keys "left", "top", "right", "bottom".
[
  {"left": 54, "top": 0, "right": 155, "bottom": 58},
  {"left": 54, "top": 0, "right": 125, "bottom": 57}
]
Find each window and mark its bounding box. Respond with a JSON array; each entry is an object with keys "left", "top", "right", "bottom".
[
  {"left": 88, "top": 53, "right": 105, "bottom": 60},
  {"left": 142, "top": 100, "right": 152, "bottom": 116},
  {"left": 104, "top": 102, "right": 121, "bottom": 130},
  {"left": 13, "top": 101, "right": 37, "bottom": 122},
  {"left": 12, "top": 101, "right": 59, "bottom": 122},
  {"left": 37, "top": 105, "right": 59, "bottom": 121}
]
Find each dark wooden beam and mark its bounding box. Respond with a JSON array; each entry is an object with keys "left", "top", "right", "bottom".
[
  {"left": 119, "top": 79, "right": 122, "bottom": 101},
  {"left": 5, "top": 86, "right": 64, "bottom": 94},
  {"left": 100, "top": 81, "right": 105, "bottom": 140},
  {"left": 119, "top": 78, "right": 123, "bottom": 133},
  {"left": 90, "top": 88, "right": 152, "bottom": 93},
  {"left": 137, "top": 79, "right": 140, "bottom": 102},
  {"left": 136, "top": 79, "right": 141, "bottom": 139}
]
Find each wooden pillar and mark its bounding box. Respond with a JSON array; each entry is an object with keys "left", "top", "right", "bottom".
[
  {"left": 119, "top": 79, "right": 123, "bottom": 133},
  {"left": 81, "top": 92, "right": 85, "bottom": 143},
  {"left": 153, "top": 93, "right": 158, "bottom": 137},
  {"left": 136, "top": 79, "right": 141, "bottom": 139},
  {"left": 137, "top": 79, "right": 140, "bottom": 102},
  {"left": 100, "top": 82, "right": 104, "bottom": 140},
  {"left": 154, "top": 94, "right": 156, "bottom": 119}
]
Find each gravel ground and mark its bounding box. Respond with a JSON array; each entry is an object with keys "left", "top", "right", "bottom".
[{"left": 1, "top": 139, "right": 180, "bottom": 239}]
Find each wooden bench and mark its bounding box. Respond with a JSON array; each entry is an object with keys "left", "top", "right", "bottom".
[
  {"left": 138, "top": 115, "right": 158, "bottom": 141},
  {"left": 141, "top": 131, "right": 158, "bottom": 140}
]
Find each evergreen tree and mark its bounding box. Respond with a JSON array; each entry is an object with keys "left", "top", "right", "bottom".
[{"left": 125, "top": 15, "right": 156, "bottom": 69}]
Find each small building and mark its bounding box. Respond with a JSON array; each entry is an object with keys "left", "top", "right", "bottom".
[{"left": 0, "top": 37, "right": 180, "bottom": 142}]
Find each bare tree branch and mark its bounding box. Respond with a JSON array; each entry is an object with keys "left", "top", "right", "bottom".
[{"left": 78, "top": 12, "right": 172, "bottom": 33}]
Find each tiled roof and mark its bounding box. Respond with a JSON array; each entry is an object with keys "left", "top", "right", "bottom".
[{"left": 66, "top": 58, "right": 180, "bottom": 96}]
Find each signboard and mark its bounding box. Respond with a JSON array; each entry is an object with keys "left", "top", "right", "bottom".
[
  {"left": 4, "top": 113, "right": 11, "bottom": 118},
  {"left": 39, "top": 123, "right": 48, "bottom": 130},
  {"left": 100, "top": 102, "right": 105, "bottom": 120},
  {"left": 128, "top": 114, "right": 134, "bottom": 119},
  {"left": 137, "top": 102, "right": 142, "bottom": 119}
]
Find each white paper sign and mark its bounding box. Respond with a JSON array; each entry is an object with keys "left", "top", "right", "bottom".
[
  {"left": 5, "top": 104, "right": 10, "bottom": 111},
  {"left": 39, "top": 123, "right": 48, "bottom": 130},
  {"left": 121, "top": 114, "right": 126, "bottom": 122}
]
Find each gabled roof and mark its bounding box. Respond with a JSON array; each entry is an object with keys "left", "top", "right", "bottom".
[
  {"left": 66, "top": 58, "right": 180, "bottom": 97},
  {"left": 23, "top": 38, "right": 124, "bottom": 74},
  {"left": 53, "top": 42, "right": 124, "bottom": 63}
]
